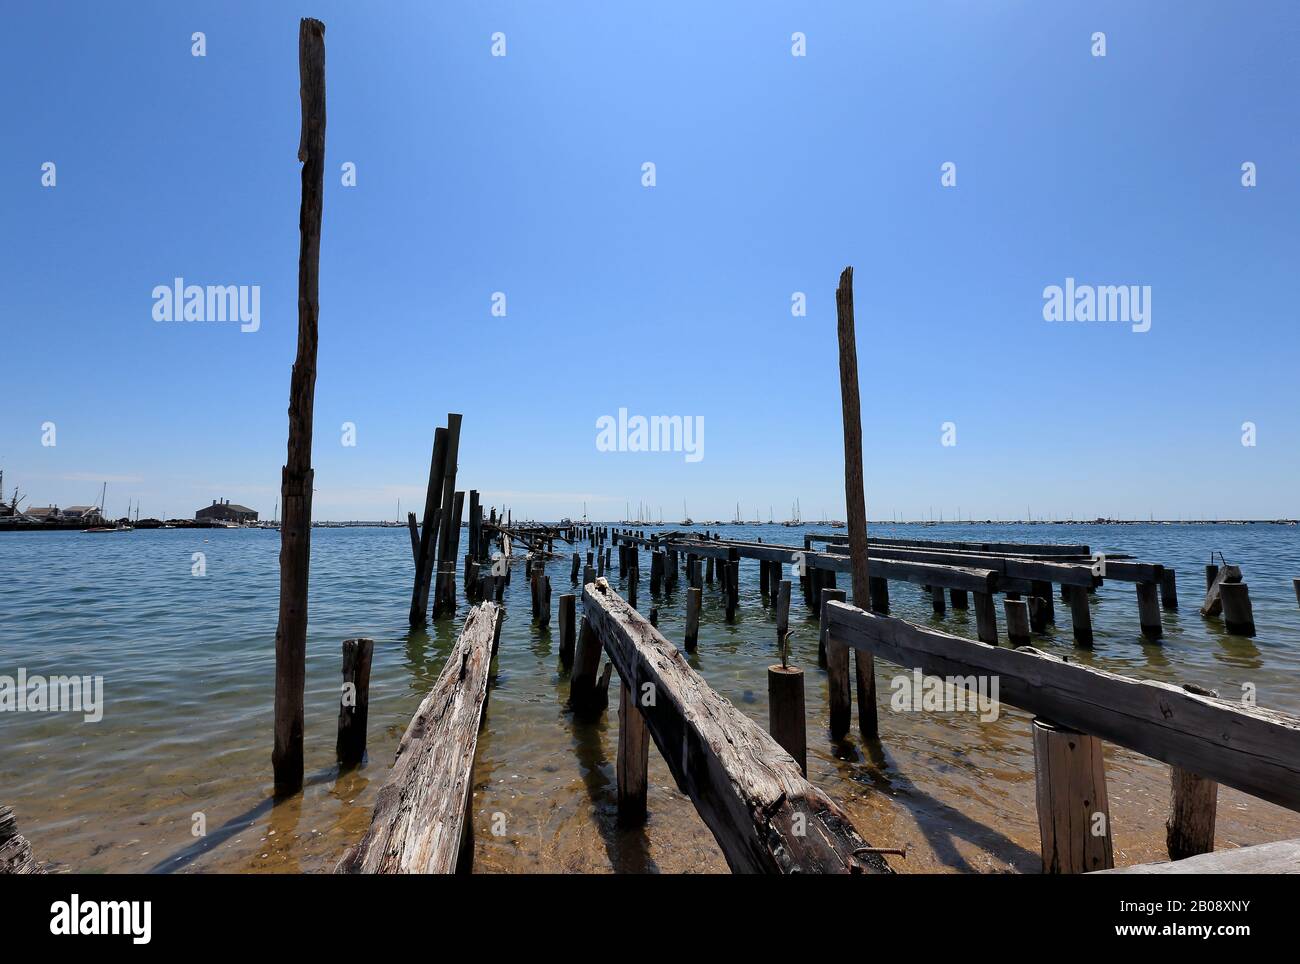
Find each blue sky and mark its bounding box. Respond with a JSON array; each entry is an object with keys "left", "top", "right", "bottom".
[{"left": 2, "top": 1, "right": 1297, "bottom": 522}]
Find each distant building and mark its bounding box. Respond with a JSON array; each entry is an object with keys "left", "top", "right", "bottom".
[
  {"left": 196, "top": 499, "right": 258, "bottom": 524},
  {"left": 61, "top": 505, "right": 105, "bottom": 523},
  {"left": 24, "top": 506, "right": 61, "bottom": 521}
]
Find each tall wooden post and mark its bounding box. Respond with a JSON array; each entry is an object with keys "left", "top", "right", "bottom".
[
  {"left": 432, "top": 420, "right": 463, "bottom": 616},
  {"left": 835, "top": 266, "right": 876, "bottom": 738},
  {"left": 272, "top": 16, "right": 326, "bottom": 798},
  {"left": 409, "top": 428, "right": 447, "bottom": 624}
]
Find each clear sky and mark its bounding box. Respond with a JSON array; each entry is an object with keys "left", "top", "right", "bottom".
[{"left": 3, "top": 1, "right": 1297, "bottom": 522}]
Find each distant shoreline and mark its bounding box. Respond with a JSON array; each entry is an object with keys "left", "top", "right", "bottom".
[{"left": 3, "top": 518, "right": 1295, "bottom": 533}]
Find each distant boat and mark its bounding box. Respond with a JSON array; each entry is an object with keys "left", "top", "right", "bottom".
[{"left": 84, "top": 523, "right": 132, "bottom": 533}]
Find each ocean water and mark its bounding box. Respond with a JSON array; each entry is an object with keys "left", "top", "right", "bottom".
[{"left": 2, "top": 521, "right": 1298, "bottom": 874}]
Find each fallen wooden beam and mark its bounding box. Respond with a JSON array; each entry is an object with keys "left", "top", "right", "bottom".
[
  {"left": 1094, "top": 837, "right": 1300, "bottom": 874},
  {"left": 336, "top": 602, "right": 503, "bottom": 874},
  {"left": 0, "top": 806, "right": 43, "bottom": 874},
  {"left": 825, "top": 601, "right": 1300, "bottom": 812},
  {"left": 581, "top": 578, "right": 890, "bottom": 874}
]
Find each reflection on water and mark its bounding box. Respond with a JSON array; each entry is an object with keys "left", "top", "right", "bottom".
[{"left": 2, "top": 522, "right": 1299, "bottom": 873}]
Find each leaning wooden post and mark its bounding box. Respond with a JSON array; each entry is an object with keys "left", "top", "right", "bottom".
[
  {"left": 336, "top": 637, "right": 374, "bottom": 767},
  {"left": 835, "top": 266, "right": 876, "bottom": 738},
  {"left": 558, "top": 594, "right": 576, "bottom": 667},
  {"left": 272, "top": 16, "right": 326, "bottom": 798},
  {"left": 684, "top": 587, "right": 701, "bottom": 652},
  {"left": 409, "top": 429, "right": 447, "bottom": 624},
  {"left": 617, "top": 681, "right": 650, "bottom": 825},
  {"left": 1167, "top": 766, "right": 1217, "bottom": 860},
  {"left": 1031, "top": 717, "right": 1113, "bottom": 873},
  {"left": 768, "top": 662, "right": 807, "bottom": 777}
]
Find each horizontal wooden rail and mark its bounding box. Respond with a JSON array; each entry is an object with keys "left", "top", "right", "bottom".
[
  {"left": 336, "top": 602, "right": 503, "bottom": 874},
  {"left": 1093, "top": 837, "right": 1300, "bottom": 874},
  {"left": 582, "top": 578, "right": 890, "bottom": 874},
  {"left": 809, "top": 532, "right": 1091, "bottom": 557},
  {"left": 824, "top": 601, "right": 1300, "bottom": 812}
]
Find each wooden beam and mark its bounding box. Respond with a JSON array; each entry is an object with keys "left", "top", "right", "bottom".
[
  {"left": 582, "top": 578, "right": 889, "bottom": 874},
  {"left": 825, "top": 601, "right": 1300, "bottom": 812},
  {"left": 1095, "top": 837, "right": 1300, "bottom": 874},
  {"left": 336, "top": 603, "right": 502, "bottom": 874},
  {"left": 272, "top": 16, "right": 326, "bottom": 798}
]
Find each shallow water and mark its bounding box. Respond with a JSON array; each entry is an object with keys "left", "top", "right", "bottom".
[{"left": 2, "top": 522, "right": 1298, "bottom": 873}]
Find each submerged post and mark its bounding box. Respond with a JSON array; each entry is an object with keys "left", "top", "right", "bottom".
[
  {"left": 835, "top": 266, "right": 876, "bottom": 738},
  {"left": 272, "top": 16, "right": 326, "bottom": 798},
  {"left": 336, "top": 637, "right": 373, "bottom": 767}
]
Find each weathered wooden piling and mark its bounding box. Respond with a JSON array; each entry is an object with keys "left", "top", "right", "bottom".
[
  {"left": 1159, "top": 569, "right": 1178, "bottom": 610},
  {"left": 768, "top": 663, "right": 807, "bottom": 776},
  {"left": 759, "top": 559, "right": 770, "bottom": 598},
  {"left": 775, "top": 579, "right": 791, "bottom": 653},
  {"left": 1205, "top": 564, "right": 1219, "bottom": 592},
  {"left": 336, "top": 637, "right": 374, "bottom": 767},
  {"left": 1032, "top": 717, "right": 1113, "bottom": 873},
  {"left": 1220, "top": 582, "right": 1257, "bottom": 636},
  {"left": 431, "top": 423, "right": 464, "bottom": 618},
  {"left": 336, "top": 604, "right": 501, "bottom": 874},
  {"left": 819, "top": 587, "right": 846, "bottom": 667},
  {"left": 1167, "top": 766, "right": 1217, "bottom": 860},
  {"left": 1004, "top": 598, "right": 1031, "bottom": 646},
  {"left": 684, "top": 587, "right": 701, "bottom": 652},
  {"left": 617, "top": 681, "right": 650, "bottom": 825},
  {"left": 538, "top": 573, "right": 552, "bottom": 629},
  {"left": 930, "top": 584, "right": 946, "bottom": 616},
  {"left": 1294, "top": 577, "right": 1300, "bottom": 608},
  {"left": 571, "top": 552, "right": 580, "bottom": 582},
  {"left": 272, "top": 16, "right": 326, "bottom": 798},
  {"left": 973, "top": 591, "right": 998, "bottom": 644},
  {"left": 869, "top": 575, "right": 889, "bottom": 614},
  {"left": 410, "top": 428, "right": 447, "bottom": 624},
  {"left": 1066, "top": 585, "right": 1094, "bottom": 647},
  {"left": 558, "top": 594, "right": 576, "bottom": 667},
  {"left": 835, "top": 266, "right": 876, "bottom": 739},
  {"left": 1136, "top": 581, "right": 1163, "bottom": 640},
  {"left": 570, "top": 616, "right": 607, "bottom": 717},
  {"left": 725, "top": 559, "right": 739, "bottom": 621},
  {"left": 949, "top": 588, "right": 968, "bottom": 610}
]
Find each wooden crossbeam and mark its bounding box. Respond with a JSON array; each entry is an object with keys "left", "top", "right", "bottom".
[
  {"left": 581, "top": 578, "right": 890, "bottom": 874},
  {"left": 824, "top": 601, "right": 1300, "bottom": 813},
  {"left": 336, "top": 602, "right": 503, "bottom": 874}
]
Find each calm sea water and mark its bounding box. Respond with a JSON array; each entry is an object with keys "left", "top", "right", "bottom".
[{"left": 2, "top": 522, "right": 1299, "bottom": 873}]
